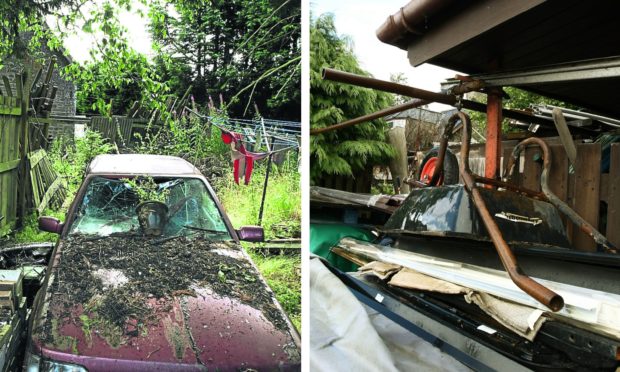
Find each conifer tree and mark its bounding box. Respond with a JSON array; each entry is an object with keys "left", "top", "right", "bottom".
[{"left": 310, "top": 14, "right": 394, "bottom": 183}]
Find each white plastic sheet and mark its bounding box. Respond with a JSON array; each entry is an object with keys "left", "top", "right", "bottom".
[{"left": 310, "top": 258, "right": 470, "bottom": 371}]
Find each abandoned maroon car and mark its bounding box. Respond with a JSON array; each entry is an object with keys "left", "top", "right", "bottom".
[{"left": 24, "top": 154, "right": 300, "bottom": 371}]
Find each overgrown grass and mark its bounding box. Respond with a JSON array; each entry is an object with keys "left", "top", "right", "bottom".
[
  {"left": 216, "top": 155, "right": 301, "bottom": 240},
  {"left": 216, "top": 154, "right": 301, "bottom": 333},
  {"left": 3, "top": 209, "right": 65, "bottom": 244},
  {"left": 248, "top": 250, "right": 301, "bottom": 331}
]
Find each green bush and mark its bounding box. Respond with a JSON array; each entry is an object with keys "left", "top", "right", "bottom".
[
  {"left": 134, "top": 110, "right": 230, "bottom": 165},
  {"left": 3, "top": 209, "right": 65, "bottom": 244},
  {"left": 49, "top": 130, "right": 115, "bottom": 197}
]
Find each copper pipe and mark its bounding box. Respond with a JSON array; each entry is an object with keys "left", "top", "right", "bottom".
[
  {"left": 322, "top": 68, "right": 555, "bottom": 127},
  {"left": 472, "top": 175, "right": 547, "bottom": 201},
  {"left": 458, "top": 111, "right": 564, "bottom": 312},
  {"left": 425, "top": 113, "right": 457, "bottom": 185},
  {"left": 504, "top": 138, "right": 617, "bottom": 254},
  {"left": 323, "top": 68, "right": 455, "bottom": 105},
  {"left": 310, "top": 98, "right": 428, "bottom": 135}
]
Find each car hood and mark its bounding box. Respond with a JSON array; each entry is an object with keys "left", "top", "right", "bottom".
[{"left": 31, "top": 236, "right": 300, "bottom": 371}]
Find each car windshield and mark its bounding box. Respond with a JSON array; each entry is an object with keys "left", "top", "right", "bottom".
[{"left": 69, "top": 176, "right": 231, "bottom": 240}]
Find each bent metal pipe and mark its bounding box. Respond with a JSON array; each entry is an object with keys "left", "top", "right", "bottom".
[
  {"left": 504, "top": 137, "right": 617, "bottom": 254},
  {"left": 456, "top": 111, "right": 564, "bottom": 312},
  {"left": 319, "top": 68, "right": 555, "bottom": 131}
]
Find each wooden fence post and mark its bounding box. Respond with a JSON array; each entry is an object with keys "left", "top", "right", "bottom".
[{"left": 16, "top": 71, "right": 30, "bottom": 227}]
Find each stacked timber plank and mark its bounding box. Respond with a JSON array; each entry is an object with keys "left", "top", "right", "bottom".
[{"left": 0, "top": 269, "right": 26, "bottom": 371}]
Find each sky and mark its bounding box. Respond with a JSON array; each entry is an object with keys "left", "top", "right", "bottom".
[
  {"left": 311, "top": 0, "right": 456, "bottom": 111},
  {"left": 53, "top": 1, "right": 153, "bottom": 63}
]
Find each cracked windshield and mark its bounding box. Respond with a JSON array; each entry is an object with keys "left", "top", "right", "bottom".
[{"left": 70, "top": 176, "right": 230, "bottom": 239}]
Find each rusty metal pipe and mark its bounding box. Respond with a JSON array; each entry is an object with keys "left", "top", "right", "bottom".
[
  {"left": 323, "top": 68, "right": 453, "bottom": 104},
  {"left": 457, "top": 111, "right": 564, "bottom": 311},
  {"left": 504, "top": 138, "right": 617, "bottom": 254},
  {"left": 322, "top": 68, "right": 555, "bottom": 127},
  {"left": 310, "top": 98, "right": 428, "bottom": 135},
  {"left": 425, "top": 113, "right": 457, "bottom": 185},
  {"left": 472, "top": 175, "right": 547, "bottom": 201}
]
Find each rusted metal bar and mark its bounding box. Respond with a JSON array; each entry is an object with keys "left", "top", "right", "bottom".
[
  {"left": 504, "top": 137, "right": 617, "bottom": 254},
  {"left": 323, "top": 68, "right": 454, "bottom": 104},
  {"left": 472, "top": 175, "right": 547, "bottom": 201},
  {"left": 485, "top": 88, "right": 503, "bottom": 180},
  {"left": 425, "top": 113, "right": 457, "bottom": 186},
  {"left": 404, "top": 178, "right": 429, "bottom": 188},
  {"left": 457, "top": 111, "right": 564, "bottom": 311},
  {"left": 448, "top": 79, "right": 486, "bottom": 95},
  {"left": 322, "top": 68, "right": 555, "bottom": 127},
  {"left": 310, "top": 98, "right": 428, "bottom": 135}
]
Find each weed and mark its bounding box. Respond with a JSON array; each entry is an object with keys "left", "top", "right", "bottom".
[
  {"left": 49, "top": 130, "right": 115, "bottom": 197},
  {"left": 248, "top": 250, "right": 301, "bottom": 331},
  {"left": 4, "top": 209, "right": 64, "bottom": 244},
  {"left": 216, "top": 155, "right": 300, "bottom": 240},
  {"left": 122, "top": 177, "right": 170, "bottom": 203}
]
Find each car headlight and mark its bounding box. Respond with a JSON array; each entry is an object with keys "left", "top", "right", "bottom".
[{"left": 24, "top": 352, "right": 87, "bottom": 372}]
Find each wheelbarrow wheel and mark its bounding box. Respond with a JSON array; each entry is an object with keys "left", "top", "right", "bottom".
[{"left": 418, "top": 147, "right": 459, "bottom": 186}]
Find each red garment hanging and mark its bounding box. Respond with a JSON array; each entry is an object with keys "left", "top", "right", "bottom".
[{"left": 221, "top": 129, "right": 269, "bottom": 185}]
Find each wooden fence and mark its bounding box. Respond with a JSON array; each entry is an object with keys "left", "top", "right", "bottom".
[
  {"left": 0, "top": 90, "right": 25, "bottom": 235},
  {"left": 502, "top": 141, "right": 619, "bottom": 251},
  {"left": 0, "top": 60, "right": 66, "bottom": 236},
  {"left": 316, "top": 171, "right": 373, "bottom": 194},
  {"left": 88, "top": 116, "right": 153, "bottom": 148}
]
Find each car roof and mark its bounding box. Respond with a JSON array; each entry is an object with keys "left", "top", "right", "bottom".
[{"left": 87, "top": 154, "right": 202, "bottom": 176}]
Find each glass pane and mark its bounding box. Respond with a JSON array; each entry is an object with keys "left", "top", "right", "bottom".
[{"left": 69, "top": 176, "right": 231, "bottom": 240}]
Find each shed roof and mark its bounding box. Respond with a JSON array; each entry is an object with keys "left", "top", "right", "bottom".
[{"left": 378, "top": 0, "right": 620, "bottom": 119}]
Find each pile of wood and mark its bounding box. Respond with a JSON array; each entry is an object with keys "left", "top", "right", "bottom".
[{"left": 0, "top": 269, "right": 27, "bottom": 371}]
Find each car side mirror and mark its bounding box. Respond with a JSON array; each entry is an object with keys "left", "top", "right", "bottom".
[
  {"left": 237, "top": 225, "right": 264, "bottom": 242},
  {"left": 39, "top": 217, "right": 64, "bottom": 234}
]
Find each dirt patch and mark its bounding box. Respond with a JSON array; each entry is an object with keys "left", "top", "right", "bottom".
[{"left": 38, "top": 234, "right": 287, "bottom": 346}]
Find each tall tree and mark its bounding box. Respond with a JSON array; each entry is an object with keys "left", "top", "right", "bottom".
[
  {"left": 310, "top": 14, "right": 394, "bottom": 183},
  {"left": 63, "top": 1, "right": 169, "bottom": 116},
  {"left": 149, "top": 0, "right": 300, "bottom": 120}
]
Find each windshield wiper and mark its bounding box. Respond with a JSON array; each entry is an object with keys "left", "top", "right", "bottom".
[{"left": 149, "top": 226, "right": 228, "bottom": 245}]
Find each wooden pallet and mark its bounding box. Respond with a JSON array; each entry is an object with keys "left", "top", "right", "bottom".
[{"left": 28, "top": 149, "right": 66, "bottom": 214}]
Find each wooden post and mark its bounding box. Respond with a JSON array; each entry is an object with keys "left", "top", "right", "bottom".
[
  {"left": 485, "top": 88, "right": 502, "bottom": 180},
  {"left": 16, "top": 71, "right": 30, "bottom": 227},
  {"left": 571, "top": 143, "right": 601, "bottom": 251},
  {"left": 386, "top": 123, "right": 410, "bottom": 194},
  {"left": 607, "top": 143, "right": 620, "bottom": 248}
]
